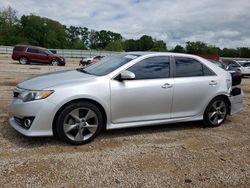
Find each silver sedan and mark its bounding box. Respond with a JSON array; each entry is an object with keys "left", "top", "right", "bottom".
[{"left": 9, "top": 52, "right": 243, "bottom": 145}]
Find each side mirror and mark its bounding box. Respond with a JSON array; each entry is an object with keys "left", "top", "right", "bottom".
[{"left": 120, "top": 70, "right": 135, "bottom": 80}]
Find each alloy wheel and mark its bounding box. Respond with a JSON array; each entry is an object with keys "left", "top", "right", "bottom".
[
  {"left": 208, "top": 100, "right": 227, "bottom": 126},
  {"left": 52, "top": 60, "right": 59, "bottom": 66},
  {"left": 63, "top": 108, "right": 98, "bottom": 141}
]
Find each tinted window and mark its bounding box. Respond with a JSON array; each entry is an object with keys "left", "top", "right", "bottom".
[
  {"left": 175, "top": 57, "right": 215, "bottom": 77},
  {"left": 127, "top": 56, "right": 170, "bottom": 79},
  {"left": 39, "top": 49, "right": 47, "bottom": 54},
  {"left": 243, "top": 63, "right": 250, "bottom": 67},
  {"left": 13, "top": 46, "right": 25, "bottom": 51},
  {"left": 27, "top": 48, "right": 39, "bottom": 53}
]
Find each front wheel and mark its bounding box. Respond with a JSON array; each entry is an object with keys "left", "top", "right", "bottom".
[
  {"left": 51, "top": 59, "right": 59, "bottom": 66},
  {"left": 56, "top": 101, "right": 103, "bottom": 145},
  {"left": 203, "top": 97, "right": 229, "bottom": 127}
]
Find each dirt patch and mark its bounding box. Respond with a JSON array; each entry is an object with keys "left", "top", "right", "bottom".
[{"left": 0, "top": 81, "right": 18, "bottom": 86}]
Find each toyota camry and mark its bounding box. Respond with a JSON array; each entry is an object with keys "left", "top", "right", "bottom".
[{"left": 9, "top": 52, "right": 243, "bottom": 145}]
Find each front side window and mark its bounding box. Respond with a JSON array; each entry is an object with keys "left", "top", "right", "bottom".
[
  {"left": 39, "top": 49, "right": 53, "bottom": 55},
  {"left": 27, "top": 48, "right": 39, "bottom": 54},
  {"left": 127, "top": 56, "right": 170, "bottom": 79},
  {"left": 175, "top": 57, "right": 215, "bottom": 77}
]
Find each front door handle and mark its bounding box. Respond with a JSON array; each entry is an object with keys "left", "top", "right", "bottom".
[
  {"left": 162, "top": 83, "right": 173, "bottom": 89},
  {"left": 209, "top": 80, "right": 217, "bottom": 86}
]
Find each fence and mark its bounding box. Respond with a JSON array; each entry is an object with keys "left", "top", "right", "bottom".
[
  {"left": 1, "top": 45, "right": 250, "bottom": 60},
  {"left": 0, "top": 45, "right": 120, "bottom": 58}
]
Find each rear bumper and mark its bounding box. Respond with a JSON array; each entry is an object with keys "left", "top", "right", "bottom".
[
  {"left": 12, "top": 54, "right": 19, "bottom": 60},
  {"left": 229, "top": 88, "right": 243, "bottom": 115}
]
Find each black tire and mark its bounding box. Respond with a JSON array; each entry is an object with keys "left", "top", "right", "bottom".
[
  {"left": 56, "top": 101, "right": 103, "bottom": 145},
  {"left": 51, "top": 59, "right": 59, "bottom": 66},
  {"left": 203, "top": 96, "right": 229, "bottom": 127},
  {"left": 19, "top": 57, "right": 29, "bottom": 65}
]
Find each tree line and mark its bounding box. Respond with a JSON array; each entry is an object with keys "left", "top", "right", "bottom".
[{"left": 1, "top": 6, "right": 250, "bottom": 57}]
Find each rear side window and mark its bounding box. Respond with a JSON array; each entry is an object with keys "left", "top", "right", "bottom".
[
  {"left": 175, "top": 57, "right": 215, "bottom": 77},
  {"left": 13, "top": 46, "right": 25, "bottom": 51},
  {"left": 127, "top": 56, "right": 170, "bottom": 79},
  {"left": 244, "top": 63, "right": 250, "bottom": 67},
  {"left": 27, "top": 48, "right": 39, "bottom": 54}
]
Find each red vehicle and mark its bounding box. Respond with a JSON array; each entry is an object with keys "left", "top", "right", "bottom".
[
  {"left": 90, "top": 55, "right": 105, "bottom": 64},
  {"left": 79, "top": 55, "right": 105, "bottom": 67},
  {"left": 12, "top": 45, "right": 66, "bottom": 66}
]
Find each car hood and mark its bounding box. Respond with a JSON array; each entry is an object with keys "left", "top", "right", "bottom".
[{"left": 17, "top": 69, "right": 96, "bottom": 90}]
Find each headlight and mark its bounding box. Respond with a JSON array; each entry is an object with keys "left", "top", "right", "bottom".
[{"left": 18, "top": 90, "right": 54, "bottom": 102}]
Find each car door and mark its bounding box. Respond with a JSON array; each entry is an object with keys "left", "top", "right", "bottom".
[
  {"left": 110, "top": 56, "right": 174, "bottom": 123},
  {"left": 172, "top": 56, "right": 219, "bottom": 118},
  {"left": 38, "top": 49, "right": 50, "bottom": 64},
  {"left": 26, "top": 48, "right": 39, "bottom": 62}
]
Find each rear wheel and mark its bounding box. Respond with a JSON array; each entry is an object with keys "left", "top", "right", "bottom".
[
  {"left": 203, "top": 97, "right": 229, "bottom": 127},
  {"left": 19, "top": 57, "right": 28, "bottom": 65},
  {"left": 56, "top": 101, "right": 103, "bottom": 145}
]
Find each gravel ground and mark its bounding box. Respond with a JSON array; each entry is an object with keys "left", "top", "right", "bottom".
[{"left": 0, "top": 54, "right": 249, "bottom": 187}]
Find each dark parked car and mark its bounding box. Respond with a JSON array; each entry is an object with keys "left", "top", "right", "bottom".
[
  {"left": 209, "top": 60, "right": 242, "bottom": 86},
  {"left": 12, "top": 45, "right": 66, "bottom": 66}
]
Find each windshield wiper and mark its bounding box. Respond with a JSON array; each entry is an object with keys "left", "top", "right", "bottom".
[{"left": 76, "top": 68, "right": 92, "bottom": 74}]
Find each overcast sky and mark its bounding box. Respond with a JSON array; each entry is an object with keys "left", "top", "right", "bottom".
[{"left": 1, "top": 0, "right": 250, "bottom": 48}]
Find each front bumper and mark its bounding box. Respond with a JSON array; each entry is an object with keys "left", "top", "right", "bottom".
[
  {"left": 9, "top": 98, "right": 56, "bottom": 136},
  {"left": 229, "top": 88, "right": 243, "bottom": 115}
]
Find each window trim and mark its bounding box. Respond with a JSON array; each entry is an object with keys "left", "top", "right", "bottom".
[
  {"left": 113, "top": 55, "right": 174, "bottom": 81},
  {"left": 173, "top": 56, "right": 216, "bottom": 78},
  {"left": 26, "top": 47, "right": 39, "bottom": 54}
]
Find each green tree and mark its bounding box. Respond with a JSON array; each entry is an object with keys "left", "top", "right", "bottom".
[
  {"left": 123, "top": 39, "right": 139, "bottom": 51},
  {"left": 0, "top": 6, "right": 24, "bottom": 45},
  {"left": 89, "top": 30, "right": 122, "bottom": 49},
  {"left": 150, "top": 40, "right": 167, "bottom": 51},
  {"left": 20, "top": 15, "right": 67, "bottom": 48},
  {"left": 238, "top": 47, "right": 250, "bottom": 58},
  {"left": 172, "top": 45, "right": 186, "bottom": 53},
  {"left": 138, "top": 35, "right": 154, "bottom": 51},
  {"left": 219, "top": 48, "right": 239, "bottom": 57},
  {"left": 105, "top": 40, "right": 123, "bottom": 51}
]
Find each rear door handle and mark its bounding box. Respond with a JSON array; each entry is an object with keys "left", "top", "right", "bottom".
[
  {"left": 209, "top": 80, "right": 217, "bottom": 86},
  {"left": 162, "top": 83, "right": 173, "bottom": 89}
]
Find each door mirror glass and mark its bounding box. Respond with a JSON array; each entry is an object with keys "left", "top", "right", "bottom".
[{"left": 120, "top": 70, "right": 135, "bottom": 80}]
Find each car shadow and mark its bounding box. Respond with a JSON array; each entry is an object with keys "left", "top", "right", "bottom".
[
  {"left": 100, "top": 121, "right": 205, "bottom": 140},
  {"left": 10, "top": 62, "right": 51, "bottom": 66},
  {"left": 1, "top": 118, "right": 206, "bottom": 149}
]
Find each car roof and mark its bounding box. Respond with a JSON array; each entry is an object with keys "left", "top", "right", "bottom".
[
  {"left": 126, "top": 51, "right": 202, "bottom": 58},
  {"left": 14, "top": 44, "right": 47, "bottom": 50}
]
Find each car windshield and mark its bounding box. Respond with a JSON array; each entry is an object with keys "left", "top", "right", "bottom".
[
  {"left": 236, "top": 61, "right": 248, "bottom": 66},
  {"left": 79, "top": 54, "right": 140, "bottom": 76},
  {"left": 209, "top": 60, "right": 226, "bottom": 69}
]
